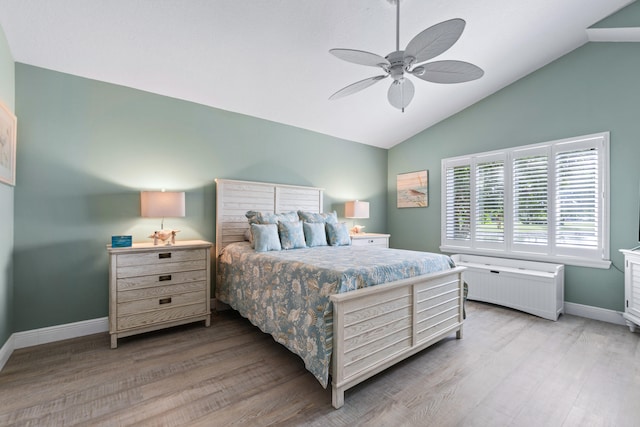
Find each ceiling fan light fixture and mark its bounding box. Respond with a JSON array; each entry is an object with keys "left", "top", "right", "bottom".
[
  {"left": 388, "top": 78, "right": 415, "bottom": 112},
  {"left": 329, "top": 0, "right": 483, "bottom": 111}
]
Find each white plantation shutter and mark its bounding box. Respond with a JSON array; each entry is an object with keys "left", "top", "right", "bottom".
[
  {"left": 441, "top": 132, "right": 609, "bottom": 268},
  {"left": 513, "top": 149, "right": 549, "bottom": 250},
  {"left": 554, "top": 140, "right": 603, "bottom": 259},
  {"left": 475, "top": 160, "right": 505, "bottom": 245},
  {"left": 444, "top": 161, "right": 471, "bottom": 246}
]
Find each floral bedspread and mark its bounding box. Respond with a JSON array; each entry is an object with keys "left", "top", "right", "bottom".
[{"left": 217, "top": 242, "right": 454, "bottom": 387}]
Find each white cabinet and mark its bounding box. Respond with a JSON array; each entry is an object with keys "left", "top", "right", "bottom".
[
  {"left": 350, "top": 233, "right": 390, "bottom": 248},
  {"left": 452, "top": 254, "right": 564, "bottom": 321},
  {"left": 621, "top": 249, "right": 640, "bottom": 332},
  {"left": 108, "top": 240, "right": 212, "bottom": 348}
]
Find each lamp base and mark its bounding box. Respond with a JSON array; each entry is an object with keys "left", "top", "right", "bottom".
[
  {"left": 350, "top": 225, "right": 366, "bottom": 234},
  {"left": 149, "top": 229, "right": 180, "bottom": 246}
]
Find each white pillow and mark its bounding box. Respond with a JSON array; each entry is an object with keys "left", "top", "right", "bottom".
[
  {"left": 251, "top": 223, "right": 281, "bottom": 252},
  {"left": 303, "top": 222, "right": 328, "bottom": 247}
]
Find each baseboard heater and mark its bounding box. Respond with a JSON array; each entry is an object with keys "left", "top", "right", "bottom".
[{"left": 451, "top": 254, "right": 565, "bottom": 321}]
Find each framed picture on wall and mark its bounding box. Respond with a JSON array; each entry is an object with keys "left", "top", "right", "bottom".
[
  {"left": 397, "top": 170, "right": 428, "bottom": 208},
  {"left": 0, "top": 101, "right": 17, "bottom": 186}
]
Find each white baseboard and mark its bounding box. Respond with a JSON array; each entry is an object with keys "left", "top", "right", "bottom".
[
  {"left": 13, "top": 317, "right": 108, "bottom": 349},
  {"left": 564, "top": 302, "right": 626, "bottom": 326},
  {"left": 9, "top": 302, "right": 219, "bottom": 353},
  {"left": 0, "top": 334, "right": 15, "bottom": 372}
]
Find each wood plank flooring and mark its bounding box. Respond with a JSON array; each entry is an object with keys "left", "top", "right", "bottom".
[{"left": 1, "top": 302, "right": 639, "bottom": 426}]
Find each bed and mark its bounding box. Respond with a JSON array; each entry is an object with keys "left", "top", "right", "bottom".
[{"left": 215, "top": 179, "right": 465, "bottom": 408}]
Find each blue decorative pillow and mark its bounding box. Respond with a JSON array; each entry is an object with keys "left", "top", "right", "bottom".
[
  {"left": 250, "top": 223, "right": 282, "bottom": 252},
  {"left": 246, "top": 210, "right": 298, "bottom": 224},
  {"left": 246, "top": 211, "right": 298, "bottom": 248},
  {"left": 263, "top": 211, "right": 298, "bottom": 224},
  {"left": 278, "top": 221, "right": 307, "bottom": 250},
  {"left": 326, "top": 222, "right": 351, "bottom": 246},
  {"left": 246, "top": 210, "right": 260, "bottom": 224},
  {"left": 303, "top": 222, "right": 328, "bottom": 247},
  {"left": 297, "top": 210, "right": 338, "bottom": 224}
]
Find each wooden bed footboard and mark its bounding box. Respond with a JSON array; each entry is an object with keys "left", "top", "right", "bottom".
[{"left": 329, "top": 266, "right": 466, "bottom": 409}]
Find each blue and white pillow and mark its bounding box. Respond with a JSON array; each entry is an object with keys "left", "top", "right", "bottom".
[
  {"left": 303, "top": 222, "right": 328, "bottom": 247},
  {"left": 251, "top": 223, "right": 282, "bottom": 252},
  {"left": 246, "top": 210, "right": 298, "bottom": 225},
  {"left": 246, "top": 210, "right": 298, "bottom": 248},
  {"left": 297, "top": 210, "right": 338, "bottom": 224},
  {"left": 326, "top": 222, "right": 351, "bottom": 246},
  {"left": 278, "top": 221, "right": 307, "bottom": 250}
]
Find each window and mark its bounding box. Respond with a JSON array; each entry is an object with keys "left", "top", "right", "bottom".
[{"left": 441, "top": 132, "right": 610, "bottom": 268}]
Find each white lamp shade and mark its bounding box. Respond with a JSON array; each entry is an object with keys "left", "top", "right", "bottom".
[
  {"left": 345, "top": 200, "right": 369, "bottom": 219},
  {"left": 140, "top": 191, "right": 186, "bottom": 218}
]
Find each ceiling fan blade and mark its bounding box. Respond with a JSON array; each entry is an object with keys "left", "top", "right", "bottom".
[
  {"left": 404, "top": 18, "right": 466, "bottom": 64},
  {"left": 387, "top": 78, "right": 415, "bottom": 110},
  {"left": 329, "top": 75, "right": 388, "bottom": 100},
  {"left": 414, "top": 60, "right": 484, "bottom": 84},
  {"left": 329, "top": 49, "right": 390, "bottom": 68}
]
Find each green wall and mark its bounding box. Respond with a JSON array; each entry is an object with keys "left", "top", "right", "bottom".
[
  {"left": 388, "top": 40, "right": 640, "bottom": 312},
  {"left": 0, "top": 23, "right": 14, "bottom": 348},
  {"left": 13, "top": 64, "right": 387, "bottom": 331},
  {"left": 592, "top": 0, "right": 640, "bottom": 27}
]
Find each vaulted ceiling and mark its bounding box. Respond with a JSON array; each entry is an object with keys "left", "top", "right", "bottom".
[{"left": 0, "top": 0, "right": 635, "bottom": 148}]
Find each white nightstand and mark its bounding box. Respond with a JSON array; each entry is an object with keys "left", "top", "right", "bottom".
[
  {"left": 107, "top": 240, "right": 212, "bottom": 348},
  {"left": 350, "top": 233, "right": 390, "bottom": 248}
]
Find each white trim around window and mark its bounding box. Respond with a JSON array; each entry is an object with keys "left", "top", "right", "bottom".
[{"left": 440, "top": 132, "right": 610, "bottom": 268}]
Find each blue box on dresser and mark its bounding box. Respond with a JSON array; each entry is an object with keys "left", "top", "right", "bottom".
[{"left": 111, "top": 235, "right": 132, "bottom": 248}]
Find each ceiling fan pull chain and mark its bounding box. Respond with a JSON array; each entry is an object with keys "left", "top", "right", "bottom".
[{"left": 396, "top": 0, "right": 400, "bottom": 52}]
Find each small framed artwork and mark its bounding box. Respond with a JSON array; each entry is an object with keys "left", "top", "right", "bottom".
[
  {"left": 0, "top": 101, "right": 17, "bottom": 186},
  {"left": 397, "top": 170, "right": 428, "bottom": 208}
]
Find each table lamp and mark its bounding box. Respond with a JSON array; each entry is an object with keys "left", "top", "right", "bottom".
[
  {"left": 345, "top": 200, "right": 369, "bottom": 234},
  {"left": 141, "top": 191, "right": 185, "bottom": 245}
]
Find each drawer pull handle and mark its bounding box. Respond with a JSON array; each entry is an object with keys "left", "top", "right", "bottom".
[
  {"left": 490, "top": 270, "right": 500, "bottom": 274},
  {"left": 159, "top": 275, "right": 172, "bottom": 282},
  {"left": 369, "top": 240, "right": 374, "bottom": 243},
  {"left": 159, "top": 297, "right": 172, "bottom": 305},
  {"left": 159, "top": 253, "right": 172, "bottom": 259}
]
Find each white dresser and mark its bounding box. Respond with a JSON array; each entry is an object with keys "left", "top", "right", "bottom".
[
  {"left": 620, "top": 249, "right": 640, "bottom": 332},
  {"left": 350, "top": 233, "right": 390, "bottom": 248},
  {"left": 108, "top": 240, "right": 212, "bottom": 348}
]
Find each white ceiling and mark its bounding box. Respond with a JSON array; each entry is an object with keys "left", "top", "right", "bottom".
[{"left": 0, "top": 0, "right": 634, "bottom": 149}]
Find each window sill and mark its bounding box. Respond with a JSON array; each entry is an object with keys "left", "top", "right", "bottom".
[{"left": 440, "top": 245, "right": 611, "bottom": 269}]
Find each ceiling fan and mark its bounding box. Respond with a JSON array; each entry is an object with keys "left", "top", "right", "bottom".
[{"left": 329, "top": 0, "right": 484, "bottom": 112}]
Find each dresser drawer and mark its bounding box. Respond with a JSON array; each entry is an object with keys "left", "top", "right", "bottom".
[
  {"left": 117, "top": 302, "right": 207, "bottom": 330},
  {"left": 117, "top": 270, "right": 207, "bottom": 291},
  {"left": 118, "top": 280, "right": 207, "bottom": 302},
  {"left": 351, "top": 236, "right": 389, "bottom": 247},
  {"left": 116, "top": 249, "right": 206, "bottom": 267},
  {"left": 117, "top": 259, "right": 206, "bottom": 279},
  {"left": 118, "top": 288, "right": 207, "bottom": 315}
]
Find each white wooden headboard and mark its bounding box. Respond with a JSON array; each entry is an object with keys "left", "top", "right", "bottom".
[{"left": 215, "top": 179, "right": 324, "bottom": 256}]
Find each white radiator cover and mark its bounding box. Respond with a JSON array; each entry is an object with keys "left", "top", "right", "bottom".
[{"left": 451, "top": 254, "right": 565, "bottom": 321}]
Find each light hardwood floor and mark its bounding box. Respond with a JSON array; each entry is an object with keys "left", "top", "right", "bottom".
[{"left": 1, "top": 302, "right": 639, "bottom": 426}]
